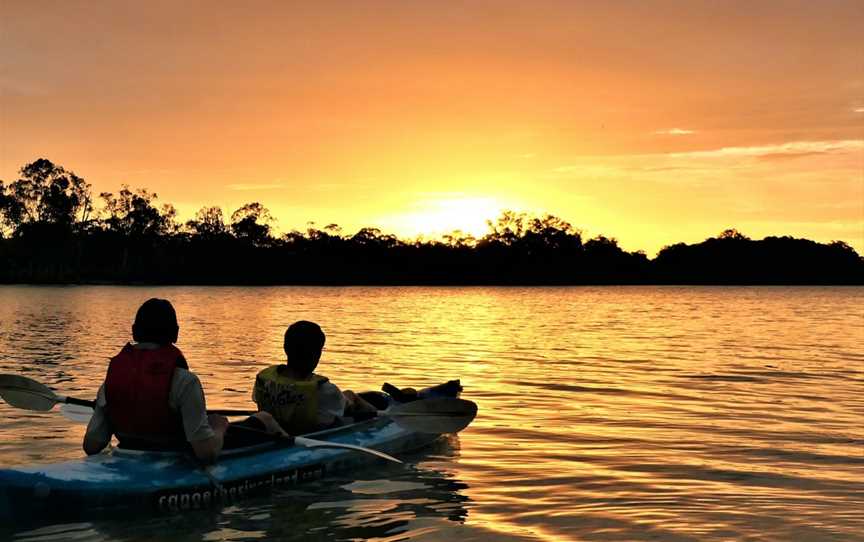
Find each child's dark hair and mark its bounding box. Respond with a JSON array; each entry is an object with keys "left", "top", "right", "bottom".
[
  {"left": 132, "top": 298, "right": 179, "bottom": 345},
  {"left": 283, "top": 321, "right": 325, "bottom": 378}
]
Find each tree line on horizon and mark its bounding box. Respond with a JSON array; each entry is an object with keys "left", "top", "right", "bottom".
[{"left": 1, "top": 159, "right": 861, "bottom": 285}]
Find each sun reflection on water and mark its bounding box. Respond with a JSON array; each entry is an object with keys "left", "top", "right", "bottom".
[{"left": 0, "top": 286, "right": 862, "bottom": 541}]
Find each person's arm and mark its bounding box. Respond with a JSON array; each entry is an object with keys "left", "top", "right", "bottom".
[
  {"left": 343, "top": 390, "right": 378, "bottom": 417},
  {"left": 83, "top": 384, "right": 112, "bottom": 455},
  {"left": 173, "top": 370, "right": 226, "bottom": 464},
  {"left": 317, "top": 381, "right": 349, "bottom": 427},
  {"left": 251, "top": 375, "right": 261, "bottom": 408},
  {"left": 190, "top": 415, "right": 228, "bottom": 464}
]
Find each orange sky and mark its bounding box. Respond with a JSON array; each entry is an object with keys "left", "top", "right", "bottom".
[{"left": 1, "top": 1, "right": 862, "bottom": 255}]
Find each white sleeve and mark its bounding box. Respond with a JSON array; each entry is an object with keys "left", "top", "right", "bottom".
[
  {"left": 170, "top": 370, "right": 216, "bottom": 443},
  {"left": 317, "top": 381, "right": 347, "bottom": 427}
]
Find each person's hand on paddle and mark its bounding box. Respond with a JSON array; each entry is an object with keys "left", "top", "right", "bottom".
[
  {"left": 188, "top": 414, "right": 230, "bottom": 464},
  {"left": 343, "top": 390, "right": 378, "bottom": 417},
  {"left": 208, "top": 414, "right": 229, "bottom": 436}
]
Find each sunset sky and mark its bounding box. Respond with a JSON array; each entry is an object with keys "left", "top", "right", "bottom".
[{"left": 1, "top": 1, "right": 862, "bottom": 255}]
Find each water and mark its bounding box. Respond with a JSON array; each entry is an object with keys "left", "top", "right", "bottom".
[{"left": 0, "top": 285, "right": 862, "bottom": 541}]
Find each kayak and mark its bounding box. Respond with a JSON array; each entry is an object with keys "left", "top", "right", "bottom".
[{"left": 0, "top": 381, "right": 470, "bottom": 521}]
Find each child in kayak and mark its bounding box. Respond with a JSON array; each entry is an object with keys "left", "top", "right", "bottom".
[
  {"left": 83, "top": 298, "right": 286, "bottom": 463},
  {"left": 253, "top": 320, "right": 377, "bottom": 434}
]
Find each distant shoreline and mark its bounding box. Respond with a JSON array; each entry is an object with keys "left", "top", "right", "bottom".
[{"left": 3, "top": 160, "right": 862, "bottom": 287}]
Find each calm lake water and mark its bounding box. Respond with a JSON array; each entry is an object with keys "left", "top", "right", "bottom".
[{"left": 0, "top": 286, "right": 862, "bottom": 541}]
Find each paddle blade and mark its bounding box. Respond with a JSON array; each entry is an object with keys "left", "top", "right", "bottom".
[
  {"left": 387, "top": 397, "right": 478, "bottom": 434},
  {"left": 61, "top": 403, "right": 94, "bottom": 424},
  {"left": 295, "top": 436, "right": 403, "bottom": 464},
  {"left": 0, "top": 374, "right": 60, "bottom": 411}
]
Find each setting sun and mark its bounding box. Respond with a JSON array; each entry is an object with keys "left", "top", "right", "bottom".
[{"left": 381, "top": 196, "right": 509, "bottom": 240}]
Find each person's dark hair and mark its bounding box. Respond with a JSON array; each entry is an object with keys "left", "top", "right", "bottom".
[
  {"left": 283, "top": 320, "right": 325, "bottom": 378},
  {"left": 132, "top": 298, "right": 179, "bottom": 345}
]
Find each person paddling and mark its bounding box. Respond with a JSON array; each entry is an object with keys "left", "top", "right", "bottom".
[
  {"left": 253, "top": 320, "right": 377, "bottom": 434},
  {"left": 83, "top": 298, "right": 284, "bottom": 463}
]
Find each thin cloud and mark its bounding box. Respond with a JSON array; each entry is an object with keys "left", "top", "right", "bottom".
[
  {"left": 631, "top": 165, "right": 728, "bottom": 172},
  {"left": 226, "top": 183, "right": 285, "bottom": 191},
  {"left": 668, "top": 140, "right": 864, "bottom": 160},
  {"left": 655, "top": 128, "right": 696, "bottom": 135},
  {"left": 546, "top": 165, "right": 623, "bottom": 179},
  {"left": 854, "top": 108, "right": 864, "bottom": 113},
  {"left": 756, "top": 152, "right": 830, "bottom": 161},
  {"left": 815, "top": 200, "right": 864, "bottom": 210}
]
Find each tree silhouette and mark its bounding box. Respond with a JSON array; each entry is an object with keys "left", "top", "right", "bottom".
[
  {"left": 98, "top": 186, "right": 175, "bottom": 238},
  {"left": 442, "top": 230, "right": 476, "bottom": 248},
  {"left": 1, "top": 159, "right": 861, "bottom": 285},
  {"left": 484, "top": 210, "right": 526, "bottom": 246},
  {"left": 0, "top": 159, "right": 92, "bottom": 234},
  {"left": 186, "top": 206, "right": 229, "bottom": 240},
  {"left": 231, "top": 202, "right": 273, "bottom": 246},
  {"left": 654, "top": 229, "right": 864, "bottom": 284}
]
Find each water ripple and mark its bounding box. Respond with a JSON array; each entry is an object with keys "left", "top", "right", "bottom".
[{"left": 0, "top": 285, "right": 862, "bottom": 541}]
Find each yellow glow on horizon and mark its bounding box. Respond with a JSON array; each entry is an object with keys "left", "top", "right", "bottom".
[{"left": 382, "top": 197, "right": 510, "bottom": 240}]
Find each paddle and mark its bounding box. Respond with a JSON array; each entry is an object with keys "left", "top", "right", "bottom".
[
  {"left": 0, "top": 374, "right": 251, "bottom": 416},
  {"left": 381, "top": 397, "right": 477, "bottom": 434},
  {"left": 0, "top": 373, "right": 477, "bottom": 435},
  {"left": 0, "top": 374, "right": 92, "bottom": 411},
  {"left": 60, "top": 396, "right": 478, "bottom": 434},
  {"left": 0, "top": 374, "right": 401, "bottom": 464},
  {"left": 222, "top": 424, "right": 403, "bottom": 464}
]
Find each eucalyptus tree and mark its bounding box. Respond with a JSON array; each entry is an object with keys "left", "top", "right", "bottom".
[
  {"left": 98, "top": 186, "right": 176, "bottom": 239},
  {"left": 186, "top": 206, "right": 228, "bottom": 239},
  {"left": 230, "top": 202, "right": 274, "bottom": 246},
  {"left": 0, "top": 159, "right": 92, "bottom": 235}
]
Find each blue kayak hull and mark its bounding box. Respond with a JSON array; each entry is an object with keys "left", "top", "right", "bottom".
[{"left": 0, "top": 417, "right": 440, "bottom": 521}]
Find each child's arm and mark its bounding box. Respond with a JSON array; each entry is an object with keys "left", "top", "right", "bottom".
[
  {"left": 317, "top": 381, "right": 348, "bottom": 427},
  {"left": 342, "top": 390, "right": 378, "bottom": 417}
]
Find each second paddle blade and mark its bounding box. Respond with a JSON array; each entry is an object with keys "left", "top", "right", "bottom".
[{"left": 387, "top": 397, "right": 478, "bottom": 434}]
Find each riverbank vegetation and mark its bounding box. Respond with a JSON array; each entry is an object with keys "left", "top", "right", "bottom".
[{"left": 1, "top": 159, "right": 861, "bottom": 284}]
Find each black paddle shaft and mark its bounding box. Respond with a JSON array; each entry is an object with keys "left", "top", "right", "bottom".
[{"left": 64, "top": 396, "right": 96, "bottom": 408}]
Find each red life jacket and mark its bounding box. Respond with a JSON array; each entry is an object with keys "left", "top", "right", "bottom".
[{"left": 105, "top": 343, "right": 189, "bottom": 450}]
